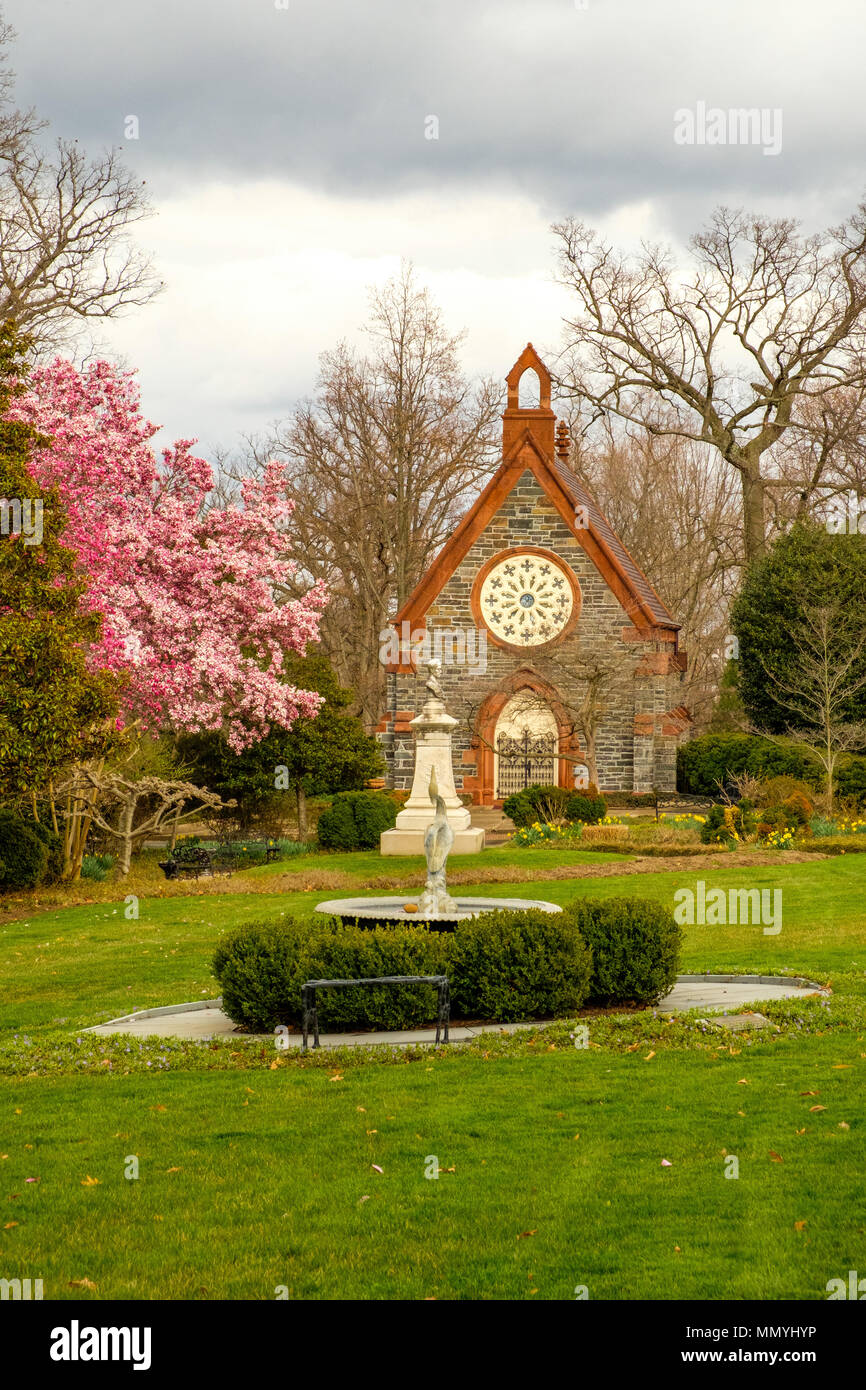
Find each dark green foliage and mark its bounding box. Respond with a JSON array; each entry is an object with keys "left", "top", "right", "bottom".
[
  {"left": 502, "top": 784, "right": 571, "bottom": 826},
  {"left": 677, "top": 732, "right": 866, "bottom": 809},
  {"left": 561, "top": 897, "right": 682, "bottom": 1005},
  {"left": 564, "top": 791, "right": 607, "bottom": 824},
  {"left": 0, "top": 324, "right": 121, "bottom": 798},
  {"left": 213, "top": 908, "right": 593, "bottom": 1030},
  {"left": 677, "top": 733, "right": 818, "bottom": 795},
  {"left": 178, "top": 652, "right": 382, "bottom": 832},
  {"left": 449, "top": 909, "right": 592, "bottom": 1022},
  {"left": 731, "top": 522, "right": 866, "bottom": 735},
  {"left": 316, "top": 791, "right": 397, "bottom": 850},
  {"left": 26, "top": 818, "right": 64, "bottom": 884},
  {"left": 0, "top": 809, "right": 48, "bottom": 889},
  {"left": 837, "top": 757, "right": 866, "bottom": 807},
  {"left": 212, "top": 916, "right": 447, "bottom": 1031}
]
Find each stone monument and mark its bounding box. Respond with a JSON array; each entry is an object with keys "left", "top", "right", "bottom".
[{"left": 379, "top": 659, "right": 485, "bottom": 856}]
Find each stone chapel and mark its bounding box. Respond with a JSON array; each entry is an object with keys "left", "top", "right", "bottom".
[{"left": 376, "top": 345, "right": 690, "bottom": 805}]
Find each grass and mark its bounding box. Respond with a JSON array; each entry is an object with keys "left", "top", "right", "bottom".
[
  {"left": 2, "top": 1040, "right": 864, "bottom": 1300},
  {"left": 2, "top": 849, "right": 865, "bottom": 1300}
]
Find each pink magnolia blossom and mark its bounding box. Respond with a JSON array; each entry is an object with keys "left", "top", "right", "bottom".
[{"left": 11, "top": 358, "right": 327, "bottom": 750}]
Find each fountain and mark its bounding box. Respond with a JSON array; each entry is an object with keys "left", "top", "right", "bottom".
[{"left": 316, "top": 661, "right": 561, "bottom": 931}]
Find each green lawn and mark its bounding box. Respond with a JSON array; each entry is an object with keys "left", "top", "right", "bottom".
[
  {"left": 2, "top": 1041, "right": 864, "bottom": 1300},
  {"left": 1, "top": 851, "right": 865, "bottom": 1300}
]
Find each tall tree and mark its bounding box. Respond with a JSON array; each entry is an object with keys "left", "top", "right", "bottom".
[
  {"left": 253, "top": 265, "right": 501, "bottom": 728},
  {"left": 731, "top": 522, "right": 866, "bottom": 736},
  {"left": 8, "top": 356, "right": 328, "bottom": 752},
  {"left": 0, "top": 17, "right": 159, "bottom": 349},
  {"left": 553, "top": 201, "right": 866, "bottom": 563},
  {"left": 0, "top": 324, "right": 120, "bottom": 823}
]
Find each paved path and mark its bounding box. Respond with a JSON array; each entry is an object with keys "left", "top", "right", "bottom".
[{"left": 86, "top": 975, "right": 827, "bottom": 1048}]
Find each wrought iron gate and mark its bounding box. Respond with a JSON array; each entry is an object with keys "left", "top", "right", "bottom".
[{"left": 496, "top": 729, "right": 557, "bottom": 798}]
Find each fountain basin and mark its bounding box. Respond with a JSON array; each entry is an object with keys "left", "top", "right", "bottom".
[{"left": 315, "top": 896, "right": 562, "bottom": 931}]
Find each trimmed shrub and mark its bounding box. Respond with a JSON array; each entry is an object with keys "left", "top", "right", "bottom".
[
  {"left": 213, "top": 917, "right": 448, "bottom": 1031},
  {"left": 0, "top": 811, "right": 48, "bottom": 890},
  {"left": 565, "top": 791, "right": 607, "bottom": 824},
  {"left": 502, "top": 791, "right": 533, "bottom": 826},
  {"left": 213, "top": 908, "right": 593, "bottom": 1030},
  {"left": 562, "top": 897, "right": 682, "bottom": 1005},
  {"left": 503, "top": 784, "right": 571, "bottom": 826},
  {"left": 316, "top": 791, "right": 397, "bottom": 850},
  {"left": 449, "top": 908, "right": 592, "bottom": 1022}
]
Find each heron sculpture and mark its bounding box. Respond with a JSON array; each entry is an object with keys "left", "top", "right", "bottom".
[{"left": 417, "top": 766, "right": 457, "bottom": 916}]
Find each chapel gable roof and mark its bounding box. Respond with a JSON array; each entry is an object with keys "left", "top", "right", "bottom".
[{"left": 389, "top": 346, "right": 679, "bottom": 649}]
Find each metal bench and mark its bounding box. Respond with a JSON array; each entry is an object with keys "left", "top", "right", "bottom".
[
  {"left": 157, "top": 846, "right": 214, "bottom": 880},
  {"left": 301, "top": 975, "right": 450, "bottom": 1050}
]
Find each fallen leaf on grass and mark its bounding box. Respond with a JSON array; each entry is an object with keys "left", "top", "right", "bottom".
[
  {"left": 839, "top": 1121, "right": 850, "bottom": 1130},
  {"left": 832, "top": 1065, "right": 851, "bottom": 1070},
  {"left": 149, "top": 1105, "right": 167, "bottom": 1113},
  {"left": 769, "top": 1151, "right": 784, "bottom": 1163},
  {"left": 661, "top": 1159, "right": 672, "bottom": 1167},
  {"left": 269, "top": 1061, "right": 282, "bottom": 1070},
  {"left": 165, "top": 1167, "right": 181, "bottom": 1174},
  {"left": 809, "top": 1105, "right": 826, "bottom": 1113},
  {"left": 356, "top": 1106, "right": 366, "bottom": 1113},
  {"left": 80, "top": 1176, "right": 100, "bottom": 1187},
  {"left": 371, "top": 1164, "right": 383, "bottom": 1174},
  {"left": 330, "top": 1074, "right": 344, "bottom": 1083},
  {"left": 517, "top": 1230, "right": 537, "bottom": 1239},
  {"left": 737, "top": 1078, "right": 749, "bottom": 1085},
  {"left": 358, "top": 1195, "right": 370, "bottom": 1204},
  {"left": 800, "top": 1090, "right": 819, "bottom": 1097},
  {"left": 3, "top": 1221, "right": 17, "bottom": 1229},
  {"left": 644, "top": 1051, "right": 656, "bottom": 1061},
  {"left": 69, "top": 1278, "right": 97, "bottom": 1290},
  {"left": 794, "top": 1221, "right": 807, "bottom": 1233}
]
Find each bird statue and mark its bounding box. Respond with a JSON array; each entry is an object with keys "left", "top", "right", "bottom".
[{"left": 417, "top": 766, "right": 457, "bottom": 916}]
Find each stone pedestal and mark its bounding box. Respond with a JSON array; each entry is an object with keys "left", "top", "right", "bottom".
[{"left": 380, "top": 688, "right": 485, "bottom": 856}]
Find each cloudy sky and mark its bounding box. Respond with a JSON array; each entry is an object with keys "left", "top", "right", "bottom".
[{"left": 7, "top": 0, "right": 866, "bottom": 451}]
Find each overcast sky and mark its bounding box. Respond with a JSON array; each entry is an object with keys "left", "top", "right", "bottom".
[{"left": 6, "top": 0, "right": 866, "bottom": 451}]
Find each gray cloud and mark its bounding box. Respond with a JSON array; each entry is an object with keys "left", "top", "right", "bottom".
[{"left": 7, "top": 0, "right": 866, "bottom": 226}]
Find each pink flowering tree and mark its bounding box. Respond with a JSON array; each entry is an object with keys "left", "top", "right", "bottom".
[{"left": 10, "top": 358, "right": 328, "bottom": 753}]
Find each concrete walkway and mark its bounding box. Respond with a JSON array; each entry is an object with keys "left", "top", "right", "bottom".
[{"left": 85, "top": 974, "right": 827, "bottom": 1048}]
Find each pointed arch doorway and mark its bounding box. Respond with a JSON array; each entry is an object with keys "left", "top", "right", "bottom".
[{"left": 494, "top": 694, "right": 558, "bottom": 798}]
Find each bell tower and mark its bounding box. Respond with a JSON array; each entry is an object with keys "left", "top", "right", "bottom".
[{"left": 502, "top": 342, "right": 556, "bottom": 457}]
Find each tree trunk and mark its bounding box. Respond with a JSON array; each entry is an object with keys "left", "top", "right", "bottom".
[
  {"left": 116, "top": 800, "right": 135, "bottom": 878},
  {"left": 296, "top": 784, "right": 308, "bottom": 842},
  {"left": 740, "top": 467, "right": 768, "bottom": 565}
]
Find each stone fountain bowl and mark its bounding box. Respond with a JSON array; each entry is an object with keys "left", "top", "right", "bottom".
[{"left": 314, "top": 896, "right": 563, "bottom": 932}]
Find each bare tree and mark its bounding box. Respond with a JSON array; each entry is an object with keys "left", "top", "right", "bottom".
[
  {"left": 57, "top": 768, "right": 234, "bottom": 879},
  {"left": 756, "top": 604, "right": 866, "bottom": 808},
  {"left": 230, "top": 265, "right": 501, "bottom": 727},
  {"left": 0, "top": 18, "right": 159, "bottom": 349},
  {"left": 564, "top": 415, "right": 741, "bottom": 727},
  {"left": 553, "top": 202, "right": 866, "bottom": 563}
]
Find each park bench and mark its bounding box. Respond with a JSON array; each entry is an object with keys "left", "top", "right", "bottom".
[
  {"left": 157, "top": 845, "right": 214, "bottom": 880},
  {"left": 301, "top": 975, "right": 451, "bottom": 1050}
]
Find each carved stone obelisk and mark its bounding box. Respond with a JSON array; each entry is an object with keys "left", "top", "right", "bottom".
[{"left": 380, "top": 660, "right": 485, "bottom": 856}]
